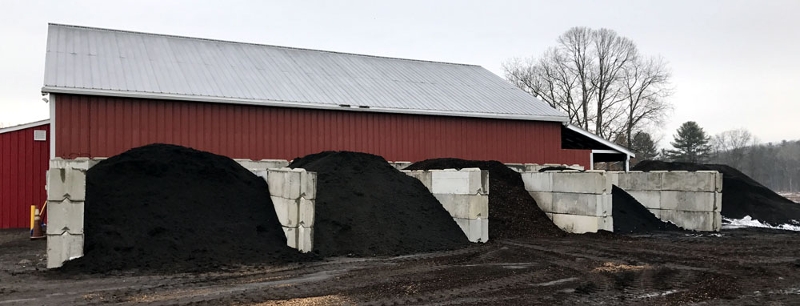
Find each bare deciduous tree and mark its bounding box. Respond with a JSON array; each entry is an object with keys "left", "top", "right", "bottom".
[
  {"left": 711, "top": 129, "right": 756, "bottom": 169},
  {"left": 621, "top": 56, "right": 673, "bottom": 149},
  {"left": 503, "top": 26, "right": 673, "bottom": 144}
]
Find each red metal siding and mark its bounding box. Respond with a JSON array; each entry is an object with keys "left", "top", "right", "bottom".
[
  {"left": 55, "top": 94, "right": 590, "bottom": 166},
  {"left": 0, "top": 124, "right": 50, "bottom": 229}
]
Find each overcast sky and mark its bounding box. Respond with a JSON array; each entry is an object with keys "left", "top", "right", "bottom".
[{"left": 1, "top": 0, "right": 798, "bottom": 147}]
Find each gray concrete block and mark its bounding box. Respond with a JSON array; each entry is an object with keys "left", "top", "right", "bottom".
[
  {"left": 284, "top": 169, "right": 304, "bottom": 199},
  {"left": 47, "top": 168, "right": 87, "bottom": 201},
  {"left": 528, "top": 191, "right": 553, "bottom": 212},
  {"left": 433, "top": 194, "right": 489, "bottom": 219},
  {"left": 550, "top": 214, "right": 612, "bottom": 234},
  {"left": 388, "top": 161, "right": 412, "bottom": 170},
  {"left": 660, "top": 191, "right": 715, "bottom": 212},
  {"left": 300, "top": 170, "right": 317, "bottom": 200},
  {"left": 260, "top": 159, "right": 290, "bottom": 169},
  {"left": 297, "top": 226, "right": 313, "bottom": 253},
  {"left": 520, "top": 172, "right": 552, "bottom": 192},
  {"left": 50, "top": 158, "right": 97, "bottom": 171},
  {"left": 552, "top": 172, "right": 610, "bottom": 194},
  {"left": 431, "top": 169, "right": 484, "bottom": 194},
  {"left": 266, "top": 169, "right": 287, "bottom": 198},
  {"left": 404, "top": 170, "right": 433, "bottom": 191},
  {"left": 523, "top": 163, "right": 543, "bottom": 172},
  {"left": 299, "top": 197, "right": 315, "bottom": 227},
  {"left": 454, "top": 218, "right": 488, "bottom": 243},
  {"left": 615, "top": 171, "right": 662, "bottom": 191},
  {"left": 236, "top": 159, "right": 290, "bottom": 171},
  {"left": 648, "top": 209, "right": 662, "bottom": 219},
  {"left": 505, "top": 163, "right": 525, "bottom": 173},
  {"left": 662, "top": 171, "right": 716, "bottom": 192},
  {"left": 271, "top": 196, "right": 299, "bottom": 227},
  {"left": 282, "top": 226, "right": 298, "bottom": 249},
  {"left": 715, "top": 172, "right": 723, "bottom": 192},
  {"left": 550, "top": 193, "right": 611, "bottom": 217},
  {"left": 626, "top": 191, "right": 661, "bottom": 210},
  {"left": 480, "top": 170, "right": 490, "bottom": 195},
  {"left": 46, "top": 232, "right": 84, "bottom": 268},
  {"left": 714, "top": 192, "right": 722, "bottom": 212},
  {"left": 658, "top": 210, "right": 718, "bottom": 232},
  {"left": 46, "top": 199, "right": 84, "bottom": 235},
  {"left": 606, "top": 171, "right": 620, "bottom": 187}
]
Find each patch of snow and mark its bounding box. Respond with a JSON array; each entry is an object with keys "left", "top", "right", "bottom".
[
  {"left": 636, "top": 289, "right": 681, "bottom": 299},
  {"left": 722, "top": 216, "right": 800, "bottom": 231}
]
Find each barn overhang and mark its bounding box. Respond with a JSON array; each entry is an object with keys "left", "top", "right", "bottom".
[{"left": 561, "top": 124, "right": 635, "bottom": 171}]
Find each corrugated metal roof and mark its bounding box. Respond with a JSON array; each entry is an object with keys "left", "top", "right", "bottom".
[{"left": 42, "top": 24, "right": 567, "bottom": 122}]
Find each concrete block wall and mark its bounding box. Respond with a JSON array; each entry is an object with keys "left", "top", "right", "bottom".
[
  {"left": 234, "top": 159, "right": 290, "bottom": 171},
  {"left": 46, "top": 158, "right": 101, "bottom": 268},
  {"left": 506, "top": 163, "right": 585, "bottom": 173},
  {"left": 387, "top": 161, "right": 412, "bottom": 170},
  {"left": 521, "top": 170, "right": 613, "bottom": 234},
  {"left": 255, "top": 168, "right": 316, "bottom": 253},
  {"left": 402, "top": 168, "right": 490, "bottom": 243},
  {"left": 610, "top": 171, "right": 722, "bottom": 231}
]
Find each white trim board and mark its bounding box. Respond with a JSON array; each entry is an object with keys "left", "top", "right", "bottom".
[
  {"left": 566, "top": 124, "right": 635, "bottom": 158},
  {"left": 0, "top": 119, "right": 50, "bottom": 134}
]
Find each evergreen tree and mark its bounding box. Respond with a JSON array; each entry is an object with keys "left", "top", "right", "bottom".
[
  {"left": 666, "top": 121, "right": 712, "bottom": 163},
  {"left": 631, "top": 131, "right": 659, "bottom": 161}
]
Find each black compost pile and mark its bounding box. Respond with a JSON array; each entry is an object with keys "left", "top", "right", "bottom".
[
  {"left": 288, "top": 151, "right": 469, "bottom": 257},
  {"left": 612, "top": 186, "right": 682, "bottom": 233},
  {"left": 633, "top": 160, "right": 800, "bottom": 226},
  {"left": 61, "top": 144, "right": 303, "bottom": 274},
  {"left": 405, "top": 158, "right": 565, "bottom": 239}
]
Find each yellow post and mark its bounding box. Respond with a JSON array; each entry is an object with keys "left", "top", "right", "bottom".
[{"left": 30, "top": 205, "right": 35, "bottom": 230}]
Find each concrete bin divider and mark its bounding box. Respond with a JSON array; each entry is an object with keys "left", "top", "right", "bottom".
[
  {"left": 625, "top": 190, "right": 661, "bottom": 210},
  {"left": 661, "top": 171, "right": 716, "bottom": 192},
  {"left": 45, "top": 199, "right": 84, "bottom": 235},
  {"left": 614, "top": 170, "right": 722, "bottom": 231},
  {"left": 402, "top": 170, "right": 433, "bottom": 191},
  {"left": 551, "top": 193, "right": 611, "bottom": 217},
  {"left": 46, "top": 158, "right": 98, "bottom": 268},
  {"left": 261, "top": 168, "right": 317, "bottom": 253},
  {"left": 430, "top": 168, "right": 486, "bottom": 195},
  {"left": 660, "top": 191, "right": 716, "bottom": 212},
  {"left": 551, "top": 214, "right": 613, "bottom": 234},
  {"left": 521, "top": 170, "right": 613, "bottom": 233},
  {"left": 46, "top": 232, "right": 84, "bottom": 269},
  {"left": 387, "top": 161, "right": 412, "bottom": 170},
  {"left": 552, "top": 172, "right": 611, "bottom": 194},
  {"left": 433, "top": 194, "right": 489, "bottom": 219},
  {"left": 405, "top": 169, "right": 490, "bottom": 243},
  {"left": 659, "top": 211, "right": 718, "bottom": 232},
  {"left": 521, "top": 172, "right": 553, "bottom": 192},
  {"left": 235, "top": 159, "right": 290, "bottom": 171},
  {"left": 270, "top": 196, "right": 300, "bottom": 227}
]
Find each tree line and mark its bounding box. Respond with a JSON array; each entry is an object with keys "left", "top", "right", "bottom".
[
  {"left": 654, "top": 122, "right": 800, "bottom": 192},
  {"left": 504, "top": 27, "right": 798, "bottom": 192}
]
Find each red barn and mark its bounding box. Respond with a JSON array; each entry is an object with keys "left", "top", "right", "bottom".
[
  {"left": 3, "top": 24, "right": 634, "bottom": 228},
  {"left": 0, "top": 120, "right": 50, "bottom": 229}
]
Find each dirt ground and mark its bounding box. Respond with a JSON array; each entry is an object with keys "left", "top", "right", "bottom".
[{"left": 1, "top": 228, "right": 799, "bottom": 306}]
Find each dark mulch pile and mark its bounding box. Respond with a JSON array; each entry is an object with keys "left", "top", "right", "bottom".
[
  {"left": 288, "top": 151, "right": 469, "bottom": 257},
  {"left": 60, "top": 144, "right": 305, "bottom": 274},
  {"left": 405, "top": 158, "right": 565, "bottom": 239},
  {"left": 612, "top": 186, "right": 682, "bottom": 233},
  {"left": 633, "top": 160, "right": 800, "bottom": 226}
]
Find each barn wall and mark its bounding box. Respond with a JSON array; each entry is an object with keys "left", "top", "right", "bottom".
[
  {"left": 54, "top": 94, "right": 590, "bottom": 166},
  {"left": 0, "top": 123, "right": 50, "bottom": 229}
]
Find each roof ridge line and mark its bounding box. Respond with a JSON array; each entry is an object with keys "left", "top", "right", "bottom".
[{"left": 48, "top": 23, "right": 481, "bottom": 68}]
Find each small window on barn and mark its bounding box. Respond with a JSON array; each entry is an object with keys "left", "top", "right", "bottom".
[{"left": 34, "top": 130, "right": 47, "bottom": 141}]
